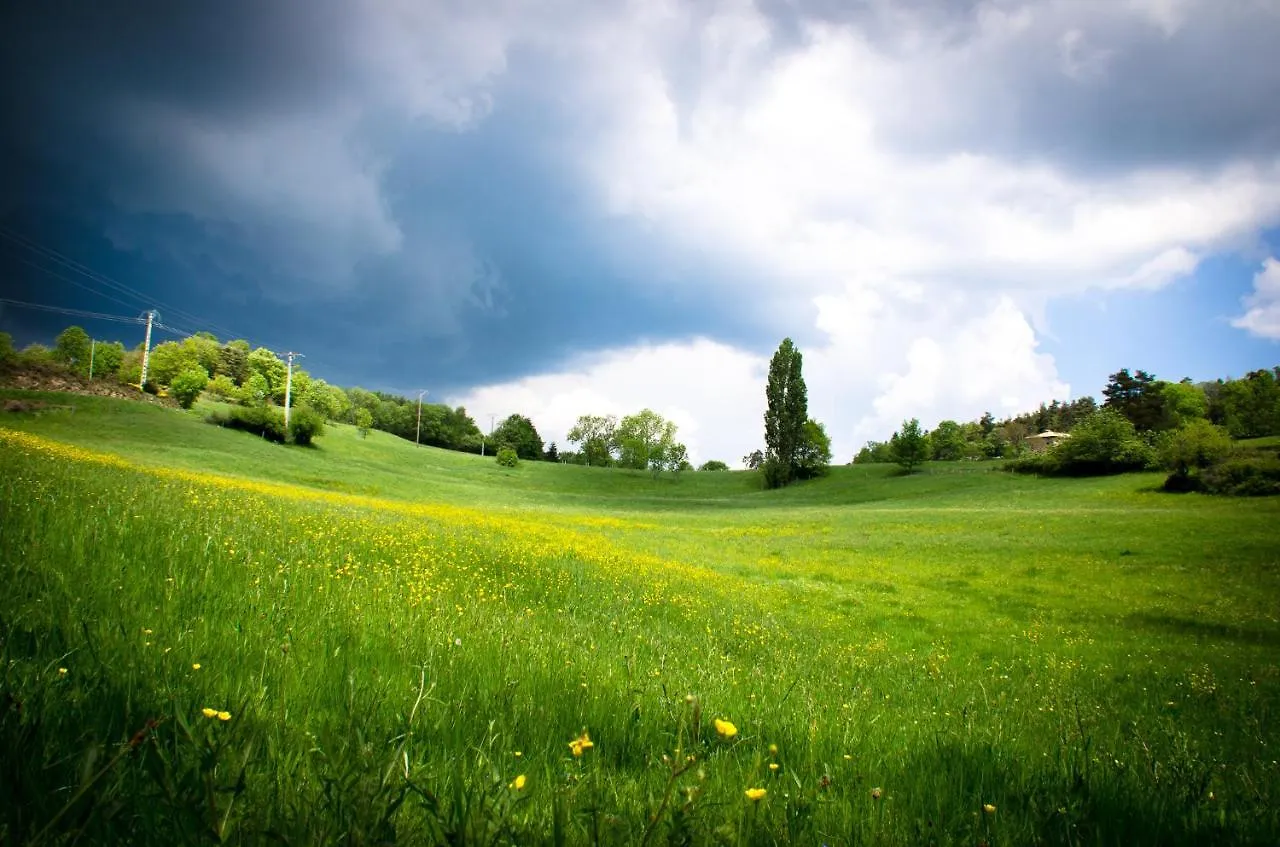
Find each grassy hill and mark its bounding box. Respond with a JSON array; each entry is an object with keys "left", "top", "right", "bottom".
[{"left": 2, "top": 389, "right": 1278, "bottom": 845}]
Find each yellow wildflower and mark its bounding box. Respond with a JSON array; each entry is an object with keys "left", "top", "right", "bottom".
[
  {"left": 714, "top": 718, "right": 737, "bottom": 739},
  {"left": 202, "top": 708, "right": 218, "bottom": 718},
  {"left": 745, "top": 787, "right": 767, "bottom": 801},
  {"left": 983, "top": 803, "right": 996, "bottom": 814},
  {"left": 769, "top": 763, "right": 779, "bottom": 772},
  {"left": 510, "top": 774, "right": 527, "bottom": 790},
  {"left": 768, "top": 743, "right": 778, "bottom": 755},
  {"left": 217, "top": 711, "right": 232, "bottom": 721},
  {"left": 568, "top": 730, "right": 594, "bottom": 757},
  {"left": 192, "top": 663, "right": 201, "bottom": 670},
  {"left": 57, "top": 668, "right": 68, "bottom": 676}
]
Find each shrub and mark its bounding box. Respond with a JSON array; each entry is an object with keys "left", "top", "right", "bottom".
[
  {"left": 354, "top": 408, "right": 373, "bottom": 438},
  {"left": 1199, "top": 454, "right": 1280, "bottom": 496},
  {"left": 698, "top": 460, "right": 730, "bottom": 472},
  {"left": 287, "top": 404, "right": 325, "bottom": 447},
  {"left": 0, "top": 332, "right": 14, "bottom": 369},
  {"left": 207, "top": 405, "right": 287, "bottom": 443},
  {"left": 206, "top": 374, "right": 242, "bottom": 402},
  {"left": 495, "top": 446, "right": 519, "bottom": 468},
  {"left": 169, "top": 367, "right": 209, "bottom": 409}
]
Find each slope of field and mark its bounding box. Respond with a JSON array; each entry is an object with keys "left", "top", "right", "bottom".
[{"left": 2, "top": 390, "right": 1278, "bottom": 845}]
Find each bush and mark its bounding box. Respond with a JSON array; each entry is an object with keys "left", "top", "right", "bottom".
[
  {"left": 207, "top": 405, "right": 287, "bottom": 443},
  {"left": 206, "top": 374, "right": 243, "bottom": 402},
  {"left": 287, "top": 404, "right": 325, "bottom": 447},
  {"left": 1159, "top": 420, "right": 1233, "bottom": 476},
  {"left": 354, "top": 408, "right": 373, "bottom": 438},
  {"left": 170, "top": 367, "right": 209, "bottom": 409},
  {"left": 699, "top": 460, "right": 730, "bottom": 471},
  {"left": 495, "top": 446, "right": 519, "bottom": 468},
  {"left": 1199, "top": 454, "right": 1280, "bottom": 496}
]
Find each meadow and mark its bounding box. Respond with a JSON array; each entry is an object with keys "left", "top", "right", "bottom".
[{"left": 1, "top": 391, "right": 1278, "bottom": 845}]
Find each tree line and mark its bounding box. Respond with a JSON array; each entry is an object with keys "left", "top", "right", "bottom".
[{"left": 853, "top": 366, "right": 1280, "bottom": 470}]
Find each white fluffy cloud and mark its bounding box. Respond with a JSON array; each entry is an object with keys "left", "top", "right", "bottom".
[
  {"left": 1233, "top": 258, "right": 1280, "bottom": 341},
  {"left": 451, "top": 0, "right": 1280, "bottom": 459}
]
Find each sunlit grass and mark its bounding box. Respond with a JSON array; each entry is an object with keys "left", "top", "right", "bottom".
[{"left": 2, "top": 394, "right": 1279, "bottom": 844}]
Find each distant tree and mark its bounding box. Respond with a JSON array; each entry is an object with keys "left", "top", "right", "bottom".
[
  {"left": 354, "top": 407, "right": 373, "bottom": 438},
  {"left": 763, "top": 338, "right": 808, "bottom": 488},
  {"left": 1160, "top": 419, "right": 1232, "bottom": 480},
  {"left": 1212, "top": 369, "right": 1280, "bottom": 438},
  {"left": 567, "top": 414, "right": 617, "bottom": 466},
  {"left": 206, "top": 374, "right": 242, "bottom": 402},
  {"left": 91, "top": 340, "right": 125, "bottom": 380},
  {"left": 544, "top": 442, "right": 560, "bottom": 462},
  {"left": 615, "top": 409, "right": 677, "bottom": 471},
  {"left": 148, "top": 340, "right": 206, "bottom": 386},
  {"left": 699, "top": 460, "right": 730, "bottom": 471},
  {"left": 794, "top": 419, "right": 833, "bottom": 478},
  {"left": 852, "top": 440, "right": 893, "bottom": 464},
  {"left": 662, "top": 442, "right": 690, "bottom": 478},
  {"left": 492, "top": 414, "right": 545, "bottom": 461},
  {"left": 53, "top": 326, "right": 92, "bottom": 374},
  {"left": 742, "top": 449, "right": 764, "bottom": 470},
  {"left": 247, "top": 347, "right": 287, "bottom": 398},
  {"left": 170, "top": 367, "right": 209, "bottom": 409},
  {"left": 220, "top": 341, "right": 251, "bottom": 385},
  {"left": 930, "top": 420, "right": 966, "bottom": 461},
  {"left": 0, "top": 332, "right": 14, "bottom": 368},
  {"left": 890, "top": 418, "right": 930, "bottom": 473},
  {"left": 243, "top": 372, "right": 270, "bottom": 405},
  {"left": 979, "top": 411, "right": 996, "bottom": 436},
  {"left": 1160, "top": 379, "right": 1207, "bottom": 429},
  {"left": 1103, "top": 368, "right": 1167, "bottom": 431}
]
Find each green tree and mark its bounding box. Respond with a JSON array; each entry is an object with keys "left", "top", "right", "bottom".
[
  {"left": 614, "top": 409, "right": 677, "bottom": 471},
  {"left": 247, "top": 348, "right": 287, "bottom": 398},
  {"left": 763, "top": 338, "right": 808, "bottom": 488},
  {"left": 243, "top": 372, "right": 270, "bottom": 405},
  {"left": 147, "top": 340, "right": 205, "bottom": 386},
  {"left": 170, "top": 367, "right": 209, "bottom": 409},
  {"left": 852, "top": 441, "right": 893, "bottom": 464},
  {"left": 890, "top": 418, "right": 930, "bottom": 473},
  {"left": 1103, "top": 368, "right": 1167, "bottom": 431},
  {"left": 567, "top": 414, "right": 617, "bottom": 466},
  {"left": 91, "top": 341, "right": 125, "bottom": 380},
  {"left": 699, "top": 460, "right": 730, "bottom": 471},
  {"left": 220, "top": 341, "right": 250, "bottom": 385},
  {"left": 354, "top": 407, "right": 373, "bottom": 438},
  {"left": 930, "top": 420, "right": 966, "bottom": 460},
  {"left": 742, "top": 449, "right": 764, "bottom": 469},
  {"left": 492, "top": 414, "right": 545, "bottom": 461},
  {"left": 544, "top": 442, "right": 560, "bottom": 462},
  {"left": 1160, "top": 419, "right": 1232, "bottom": 479},
  {"left": 495, "top": 446, "right": 519, "bottom": 467},
  {"left": 54, "top": 326, "right": 92, "bottom": 374},
  {"left": 794, "top": 419, "right": 833, "bottom": 478},
  {"left": 1161, "top": 380, "right": 1207, "bottom": 429}
]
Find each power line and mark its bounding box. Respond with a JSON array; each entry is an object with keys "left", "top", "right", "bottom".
[
  {"left": 0, "top": 297, "right": 148, "bottom": 325},
  {"left": 0, "top": 225, "right": 246, "bottom": 341}
]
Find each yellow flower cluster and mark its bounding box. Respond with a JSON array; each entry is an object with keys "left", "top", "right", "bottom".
[
  {"left": 568, "top": 730, "right": 594, "bottom": 757},
  {"left": 201, "top": 708, "right": 232, "bottom": 721}
]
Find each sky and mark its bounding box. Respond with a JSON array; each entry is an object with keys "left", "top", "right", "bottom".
[{"left": 1, "top": 0, "right": 1279, "bottom": 464}]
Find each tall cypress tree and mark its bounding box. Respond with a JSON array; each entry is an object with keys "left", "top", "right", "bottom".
[{"left": 763, "top": 338, "right": 808, "bottom": 488}]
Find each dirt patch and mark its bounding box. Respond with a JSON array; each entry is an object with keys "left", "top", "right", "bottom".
[{"left": 0, "top": 367, "right": 177, "bottom": 407}]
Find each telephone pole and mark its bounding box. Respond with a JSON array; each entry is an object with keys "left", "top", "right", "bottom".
[
  {"left": 283, "top": 351, "right": 303, "bottom": 431},
  {"left": 415, "top": 390, "right": 428, "bottom": 446},
  {"left": 138, "top": 310, "right": 157, "bottom": 388},
  {"left": 88, "top": 338, "right": 96, "bottom": 380}
]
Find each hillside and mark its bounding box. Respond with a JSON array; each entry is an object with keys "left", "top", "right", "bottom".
[{"left": 2, "top": 388, "right": 1279, "bottom": 844}]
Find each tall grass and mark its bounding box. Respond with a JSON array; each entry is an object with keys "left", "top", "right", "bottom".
[{"left": 1, "top": 424, "right": 1278, "bottom": 844}]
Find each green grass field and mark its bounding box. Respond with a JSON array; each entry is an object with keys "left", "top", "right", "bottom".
[{"left": 2, "top": 390, "right": 1278, "bottom": 845}]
